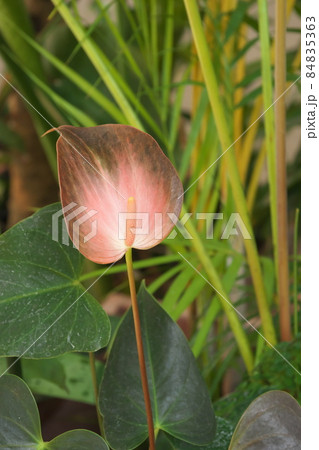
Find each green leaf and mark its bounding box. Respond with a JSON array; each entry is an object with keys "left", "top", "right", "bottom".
[
  {"left": 252, "top": 337, "right": 301, "bottom": 403},
  {"left": 210, "top": 416, "right": 234, "bottom": 450},
  {"left": 235, "top": 85, "right": 262, "bottom": 108},
  {"left": 51, "top": 0, "right": 143, "bottom": 131},
  {"left": 156, "top": 416, "right": 233, "bottom": 449},
  {"left": 45, "top": 430, "right": 109, "bottom": 450},
  {"left": 161, "top": 266, "right": 195, "bottom": 314},
  {"left": 22, "top": 353, "right": 104, "bottom": 404},
  {"left": 179, "top": 90, "right": 209, "bottom": 181},
  {"left": 19, "top": 58, "right": 97, "bottom": 126},
  {"left": 0, "top": 374, "right": 109, "bottom": 449},
  {"left": 0, "top": 203, "right": 110, "bottom": 358},
  {"left": 0, "top": 374, "right": 42, "bottom": 447},
  {"left": 191, "top": 254, "right": 243, "bottom": 357},
  {"left": 261, "top": 257, "right": 275, "bottom": 304},
  {"left": 99, "top": 282, "right": 216, "bottom": 449},
  {"left": 147, "top": 263, "right": 184, "bottom": 295},
  {"left": 224, "top": 1, "right": 251, "bottom": 43},
  {"left": 0, "top": 0, "right": 45, "bottom": 82},
  {"left": 231, "top": 38, "right": 259, "bottom": 65},
  {"left": 23, "top": 357, "right": 67, "bottom": 392},
  {"left": 171, "top": 274, "right": 206, "bottom": 321},
  {"left": 229, "top": 390, "right": 301, "bottom": 449},
  {"left": 1, "top": 15, "right": 126, "bottom": 124}
]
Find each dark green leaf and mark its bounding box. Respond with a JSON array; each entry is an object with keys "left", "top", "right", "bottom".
[
  {"left": 211, "top": 417, "right": 234, "bottom": 450},
  {"left": 224, "top": 1, "right": 251, "bottom": 43},
  {"left": 236, "top": 68, "right": 261, "bottom": 88},
  {"left": 229, "top": 390, "right": 301, "bottom": 449},
  {"left": 213, "top": 383, "right": 270, "bottom": 428},
  {"left": 231, "top": 38, "right": 258, "bottom": 66},
  {"left": 46, "top": 430, "right": 109, "bottom": 450},
  {"left": 99, "top": 282, "right": 216, "bottom": 449},
  {"left": 235, "top": 86, "right": 262, "bottom": 108},
  {"left": 0, "top": 203, "right": 110, "bottom": 358},
  {"left": 156, "top": 416, "right": 233, "bottom": 449},
  {"left": 243, "top": 14, "right": 259, "bottom": 32},
  {"left": 22, "top": 353, "right": 104, "bottom": 404},
  {"left": 0, "top": 374, "right": 109, "bottom": 449},
  {"left": 0, "top": 374, "right": 41, "bottom": 447}
]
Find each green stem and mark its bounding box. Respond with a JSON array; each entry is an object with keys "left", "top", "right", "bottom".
[
  {"left": 293, "top": 208, "right": 300, "bottom": 336},
  {"left": 150, "top": 0, "right": 159, "bottom": 92},
  {"left": 125, "top": 248, "right": 156, "bottom": 450},
  {"left": 8, "top": 18, "right": 125, "bottom": 123},
  {"left": 134, "top": 0, "right": 151, "bottom": 73},
  {"left": 161, "top": 0, "right": 174, "bottom": 123},
  {"left": 183, "top": 0, "right": 277, "bottom": 346},
  {"left": 89, "top": 352, "right": 105, "bottom": 439},
  {"left": 274, "top": 0, "right": 291, "bottom": 341},
  {"left": 257, "top": 0, "right": 278, "bottom": 282},
  {"left": 0, "top": 0, "right": 45, "bottom": 81},
  {"left": 51, "top": 0, "right": 143, "bottom": 131},
  {"left": 192, "top": 297, "right": 220, "bottom": 358},
  {"left": 95, "top": 0, "right": 160, "bottom": 116}
]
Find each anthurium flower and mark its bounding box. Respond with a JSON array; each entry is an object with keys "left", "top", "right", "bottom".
[{"left": 53, "top": 124, "right": 183, "bottom": 264}]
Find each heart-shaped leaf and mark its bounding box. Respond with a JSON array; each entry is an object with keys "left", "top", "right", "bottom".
[
  {"left": 45, "top": 430, "right": 109, "bottom": 449},
  {"left": 0, "top": 374, "right": 109, "bottom": 449},
  {"left": 99, "top": 282, "right": 216, "bottom": 449},
  {"left": 0, "top": 203, "right": 110, "bottom": 358},
  {"left": 229, "top": 390, "right": 301, "bottom": 449},
  {"left": 0, "top": 374, "right": 41, "bottom": 447}
]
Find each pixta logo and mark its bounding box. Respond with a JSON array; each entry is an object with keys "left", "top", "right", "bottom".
[
  {"left": 118, "top": 212, "right": 251, "bottom": 241},
  {"left": 52, "top": 202, "right": 98, "bottom": 247}
]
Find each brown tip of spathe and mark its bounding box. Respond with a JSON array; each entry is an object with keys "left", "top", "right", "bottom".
[{"left": 41, "top": 127, "right": 60, "bottom": 138}]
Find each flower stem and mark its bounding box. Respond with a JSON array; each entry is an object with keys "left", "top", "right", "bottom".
[
  {"left": 89, "top": 351, "right": 105, "bottom": 439},
  {"left": 125, "top": 248, "right": 156, "bottom": 450}
]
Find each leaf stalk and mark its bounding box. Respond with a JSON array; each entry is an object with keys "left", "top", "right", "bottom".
[{"left": 125, "top": 248, "right": 155, "bottom": 450}]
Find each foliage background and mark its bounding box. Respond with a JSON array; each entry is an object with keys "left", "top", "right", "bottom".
[{"left": 0, "top": 0, "right": 300, "bottom": 446}]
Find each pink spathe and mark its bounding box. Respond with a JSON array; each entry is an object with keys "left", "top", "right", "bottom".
[{"left": 54, "top": 124, "right": 183, "bottom": 264}]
